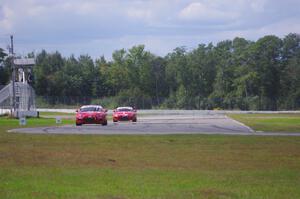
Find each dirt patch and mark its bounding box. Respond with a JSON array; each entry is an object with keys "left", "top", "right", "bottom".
[{"left": 200, "top": 188, "right": 237, "bottom": 199}]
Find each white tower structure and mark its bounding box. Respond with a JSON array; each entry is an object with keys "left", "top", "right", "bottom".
[
  {"left": 0, "top": 36, "right": 37, "bottom": 117},
  {"left": 12, "top": 58, "right": 38, "bottom": 117}
]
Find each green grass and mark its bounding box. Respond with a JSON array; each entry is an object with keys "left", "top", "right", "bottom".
[
  {"left": 38, "top": 111, "right": 75, "bottom": 117},
  {"left": 228, "top": 113, "right": 300, "bottom": 132},
  {"left": 0, "top": 117, "right": 300, "bottom": 198},
  {"left": 0, "top": 116, "right": 74, "bottom": 128}
]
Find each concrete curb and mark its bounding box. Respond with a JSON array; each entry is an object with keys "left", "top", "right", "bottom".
[{"left": 225, "top": 115, "right": 255, "bottom": 133}]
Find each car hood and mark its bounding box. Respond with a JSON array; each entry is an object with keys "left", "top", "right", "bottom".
[
  {"left": 77, "top": 112, "right": 104, "bottom": 117},
  {"left": 114, "top": 111, "right": 135, "bottom": 116}
]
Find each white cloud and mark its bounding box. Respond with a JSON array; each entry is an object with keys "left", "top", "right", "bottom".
[
  {"left": 179, "top": 2, "right": 239, "bottom": 22},
  {"left": 1, "top": 0, "right": 300, "bottom": 59},
  {"left": 124, "top": 0, "right": 178, "bottom": 25},
  {"left": 61, "top": 1, "right": 99, "bottom": 16},
  {"left": 256, "top": 17, "right": 300, "bottom": 37},
  {"left": 0, "top": 6, "right": 14, "bottom": 31},
  {"left": 204, "top": 17, "right": 300, "bottom": 43},
  {"left": 126, "top": 8, "right": 153, "bottom": 21},
  {"left": 27, "top": 5, "right": 46, "bottom": 16},
  {"left": 250, "top": 0, "right": 267, "bottom": 13}
]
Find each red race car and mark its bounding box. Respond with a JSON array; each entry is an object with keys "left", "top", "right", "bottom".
[
  {"left": 76, "top": 105, "right": 108, "bottom": 126},
  {"left": 113, "top": 106, "right": 137, "bottom": 122}
]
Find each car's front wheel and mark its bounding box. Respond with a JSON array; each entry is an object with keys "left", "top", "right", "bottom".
[{"left": 102, "top": 120, "right": 108, "bottom": 126}]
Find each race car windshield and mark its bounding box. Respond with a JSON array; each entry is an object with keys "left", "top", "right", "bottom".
[
  {"left": 80, "top": 107, "right": 100, "bottom": 112},
  {"left": 117, "top": 108, "right": 132, "bottom": 112}
]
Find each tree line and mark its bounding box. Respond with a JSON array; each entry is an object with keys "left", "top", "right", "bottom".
[{"left": 0, "top": 33, "right": 300, "bottom": 110}]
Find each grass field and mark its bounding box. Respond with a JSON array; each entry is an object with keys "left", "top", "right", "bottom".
[
  {"left": 0, "top": 116, "right": 300, "bottom": 199},
  {"left": 38, "top": 111, "right": 75, "bottom": 117},
  {"left": 228, "top": 113, "right": 300, "bottom": 132}
]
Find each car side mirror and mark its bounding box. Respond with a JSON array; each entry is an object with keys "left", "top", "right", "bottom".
[
  {"left": 76, "top": 109, "right": 78, "bottom": 112},
  {"left": 104, "top": 109, "right": 108, "bottom": 112},
  {"left": 113, "top": 109, "right": 116, "bottom": 113}
]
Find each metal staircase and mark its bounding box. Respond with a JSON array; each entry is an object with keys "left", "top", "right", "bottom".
[
  {"left": 0, "top": 83, "right": 11, "bottom": 104},
  {"left": 14, "top": 82, "right": 36, "bottom": 111},
  {"left": 0, "top": 82, "right": 37, "bottom": 117}
]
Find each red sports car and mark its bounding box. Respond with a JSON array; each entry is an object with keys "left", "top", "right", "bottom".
[
  {"left": 76, "top": 105, "right": 108, "bottom": 126},
  {"left": 113, "top": 106, "right": 137, "bottom": 122}
]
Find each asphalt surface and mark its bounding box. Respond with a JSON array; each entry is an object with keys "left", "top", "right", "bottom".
[{"left": 8, "top": 114, "right": 300, "bottom": 136}]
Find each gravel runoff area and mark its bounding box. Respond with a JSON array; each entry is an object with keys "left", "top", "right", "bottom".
[{"left": 8, "top": 112, "right": 300, "bottom": 136}]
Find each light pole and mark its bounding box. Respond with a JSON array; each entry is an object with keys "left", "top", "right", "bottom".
[{"left": 10, "top": 35, "right": 16, "bottom": 113}]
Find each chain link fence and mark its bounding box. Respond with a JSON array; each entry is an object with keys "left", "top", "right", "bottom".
[
  {"left": 35, "top": 95, "right": 300, "bottom": 110},
  {"left": 2, "top": 95, "right": 299, "bottom": 111},
  {"left": 36, "top": 96, "right": 165, "bottom": 109}
]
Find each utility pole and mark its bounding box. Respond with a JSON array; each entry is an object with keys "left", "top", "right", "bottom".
[{"left": 10, "top": 35, "right": 16, "bottom": 113}]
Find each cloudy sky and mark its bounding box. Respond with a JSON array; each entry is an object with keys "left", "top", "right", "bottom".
[{"left": 0, "top": 0, "right": 300, "bottom": 59}]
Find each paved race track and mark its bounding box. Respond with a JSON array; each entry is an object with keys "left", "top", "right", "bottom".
[{"left": 8, "top": 114, "right": 300, "bottom": 136}]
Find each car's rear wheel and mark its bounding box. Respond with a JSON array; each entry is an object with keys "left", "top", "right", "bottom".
[
  {"left": 76, "top": 123, "right": 82, "bottom": 126},
  {"left": 132, "top": 118, "right": 137, "bottom": 122}
]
